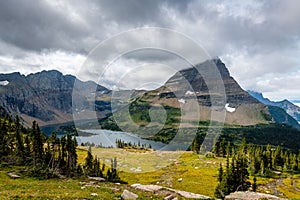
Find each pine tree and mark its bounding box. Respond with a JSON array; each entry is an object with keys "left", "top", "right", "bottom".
[
  {"left": 60, "top": 136, "right": 67, "bottom": 168},
  {"left": 24, "top": 135, "right": 31, "bottom": 161},
  {"left": 273, "top": 146, "right": 284, "bottom": 170},
  {"left": 84, "top": 146, "right": 93, "bottom": 175},
  {"left": 260, "top": 160, "right": 265, "bottom": 176},
  {"left": 0, "top": 120, "right": 9, "bottom": 159},
  {"left": 191, "top": 132, "right": 201, "bottom": 153},
  {"left": 31, "top": 121, "right": 44, "bottom": 167},
  {"left": 217, "top": 163, "right": 223, "bottom": 182},
  {"left": 226, "top": 142, "right": 231, "bottom": 157},
  {"left": 14, "top": 115, "right": 24, "bottom": 159},
  {"left": 291, "top": 153, "right": 298, "bottom": 171},
  {"left": 235, "top": 153, "right": 250, "bottom": 191},
  {"left": 66, "top": 134, "right": 77, "bottom": 172},
  {"left": 220, "top": 138, "right": 226, "bottom": 157},
  {"left": 213, "top": 141, "right": 220, "bottom": 156}
]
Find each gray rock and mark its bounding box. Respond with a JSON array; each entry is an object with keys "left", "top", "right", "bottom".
[
  {"left": 164, "top": 194, "right": 176, "bottom": 200},
  {"left": 225, "top": 191, "right": 286, "bottom": 200},
  {"left": 7, "top": 172, "right": 21, "bottom": 179},
  {"left": 121, "top": 189, "right": 138, "bottom": 200},
  {"left": 132, "top": 184, "right": 162, "bottom": 192},
  {"left": 87, "top": 176, "right": 106, "bottom": 182},
  {"left": 175, "top": 190, "right": 210, "bottom": 199}
]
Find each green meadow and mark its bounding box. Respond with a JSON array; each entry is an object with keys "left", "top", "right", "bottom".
[{"left": 1, "top": 147, "right": 300, "bottom": 199}]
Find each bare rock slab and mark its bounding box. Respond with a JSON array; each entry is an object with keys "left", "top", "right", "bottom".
[
  {"left": 87, "top": 176, "right": 105, "bottom": 182},
  {"left": 121, "top": 189, "right": 138, "bottom": 200},
  {"left": 131, "top": 184, "right": 162, "bottom": 192},
  {"left": 225, "top": 191, "right": 286, "bottom": 200},
  {"left": 8, "top": 172, "right": 21, "bottom": 179}
]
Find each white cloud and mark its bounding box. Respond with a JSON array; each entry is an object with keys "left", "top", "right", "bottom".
[
  {"left": 0, "top": 47, "right": 86, "bottom": 76},
  {"left": 0, "top": 0, "right": 299, "bottom": 101}
]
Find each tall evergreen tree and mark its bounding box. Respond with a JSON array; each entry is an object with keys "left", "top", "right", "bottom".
[
  {"left": 84, "top": 146, "right": 93, "bottom": 175},
  {"left": 31, "top": 121, "right": 44, "bottom": 167}
]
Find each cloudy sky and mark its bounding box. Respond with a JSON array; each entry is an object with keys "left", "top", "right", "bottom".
[{"left": 0, "top": 0, "right": 299, "bottom": 101}]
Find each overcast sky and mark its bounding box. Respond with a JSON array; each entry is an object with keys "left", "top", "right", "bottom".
[{"left": 0, "top": 0, "right": 299, "bottom": 101}]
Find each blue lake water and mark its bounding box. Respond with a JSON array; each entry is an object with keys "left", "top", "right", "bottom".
[{"left": 76, "top": 129, "right": 166, "bottom": 150}]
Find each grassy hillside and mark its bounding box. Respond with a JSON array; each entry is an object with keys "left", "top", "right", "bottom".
[
  {"left": 0, "top": 167, "right": 169, "bottom": 199},
  {"left": 2, "top": 147, "right": 300, "bottom": 199}
]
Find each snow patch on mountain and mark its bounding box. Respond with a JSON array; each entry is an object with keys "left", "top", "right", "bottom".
[
  {"left": 185, "top": 90, "right": 195, "bottom": 95},
  {"left": 0, "top": 80, "right": 9, "bottom": 86},
  {"left": 178, "top": 99, "right": 186, "bottom": 104},
  {"left": 225, "top": 103, "right": 236, "bottom": 112}
]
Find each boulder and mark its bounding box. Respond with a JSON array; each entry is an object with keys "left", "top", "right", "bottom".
[
  {"left": 87, "top": 176, "right": 105, "bottom": 182},
  {"left": 131, "top": 184, "right": 162, "bottom": 192},
  {"left": 8, "top": 172, "right": 21, "bottom": 179},
  {"left": 121, "top": 189, "right": 138, "bottom": 200},
  {"left": 225, "top": 191, "right": 286, "bottom": 200},
  {"left": 175, "top": 190, "right": 210, "bottom": 199}
]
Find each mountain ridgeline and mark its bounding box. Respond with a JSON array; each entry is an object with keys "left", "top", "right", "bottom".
[
  {"left": 248, "top": 90, "right": 300, "bottom": 129},
  {"left": 0, "top": 70, "right": 110, "bottom": 126},
  {"left": 1, "top": 59, "right": 300, "bottom": 150},
  {"left": 99, "top": 59, "right": 300, "bottom": 150}
]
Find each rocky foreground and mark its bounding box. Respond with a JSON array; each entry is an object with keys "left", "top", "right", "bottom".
[
  {"left": 80, "top": 178, "right": 284, "bottom": 200},
  {"left": 225, "top": 191, "right": 286, "bottom": 200}
]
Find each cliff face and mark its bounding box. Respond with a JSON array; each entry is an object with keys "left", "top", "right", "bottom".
[
  {"left": 0, "top": 70, "right": 110, "bottom": 126},
  {"left": 165, "top": 59, "right": 259, "bottom": 107},
  {"left": 144, "top": 58, "right": 269, "bottom": 126}
]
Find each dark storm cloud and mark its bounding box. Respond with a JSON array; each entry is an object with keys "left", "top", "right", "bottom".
[
  {"left": 0, "top": 0, "right": 299, "bottom": 100},
  {"left": 1, "top": 0, "right": 299, "bottom": 57},
  {"left": 0, "top": 0, "right": 190, "bottom": 53},
  {"left": 0, "top": 0, "right": 91, "bottom": 53}
]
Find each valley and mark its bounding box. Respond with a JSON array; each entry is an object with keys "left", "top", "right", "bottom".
[{"left": 1, "top": 59, "right": 300, "bottom": 199}]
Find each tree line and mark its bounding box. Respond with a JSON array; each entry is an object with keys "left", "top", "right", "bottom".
[
  {"left": 213, "top": 138, "right": 300, "bottom": 198},
  {"left": 115, "top": 139, "right": 152, "bottom": 150},
  {"left": 0, "top": 115, "right": 121, "bottom": 181}
]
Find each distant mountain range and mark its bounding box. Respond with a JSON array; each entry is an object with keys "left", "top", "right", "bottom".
[
  {"left": 0, "top": 70, "right": 111, "bottom": 126},
  {"left": 248, "top": 90, "right": 300, "bottom": 126},
  {"left": 0, "top": 58, "right": 299, "bottom": 133}
]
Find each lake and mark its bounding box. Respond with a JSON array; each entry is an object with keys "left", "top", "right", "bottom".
[{"left": 76, "top": 129, "right": 166, "bottom": 150}]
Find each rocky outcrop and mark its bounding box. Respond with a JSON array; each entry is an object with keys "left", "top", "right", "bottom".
[
  {"left": 225, "top": 191, "right": 285, "bottom": 200},
  {"left": 131, "top": 183, "right": 211, "bottom": 199}
]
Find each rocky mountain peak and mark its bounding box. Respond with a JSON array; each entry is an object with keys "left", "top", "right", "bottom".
[
  {"left": 248, "top": 90, "right": 300, "bottom": 129},
  {"left": 166, "top": 59, "right": 259, "bottom": 107},
  {"left": 0, "top": 70, "right": 109, "bottom": 126}
]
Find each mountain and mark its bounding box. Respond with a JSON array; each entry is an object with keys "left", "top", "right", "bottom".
[
  {"left": 0, "top": 70, "right": 110, "bottom": 126},
  {"left": 0, "top": 59, "right": 298, "bottom": 133},
  {"left": 1, "top": 60, "right": 300, "bottom": 149},
  {"left": 97, "top": 58, "right": 300, "bottom": 148},
  {"left": 248, "top": 90, "right": 300, "bottom": 126},
  {"left": 128, "top": 58, "right": 270, "bottom": 126},
  {"left": 98, "top": 59, "right": 277, "bottom": 144}
]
